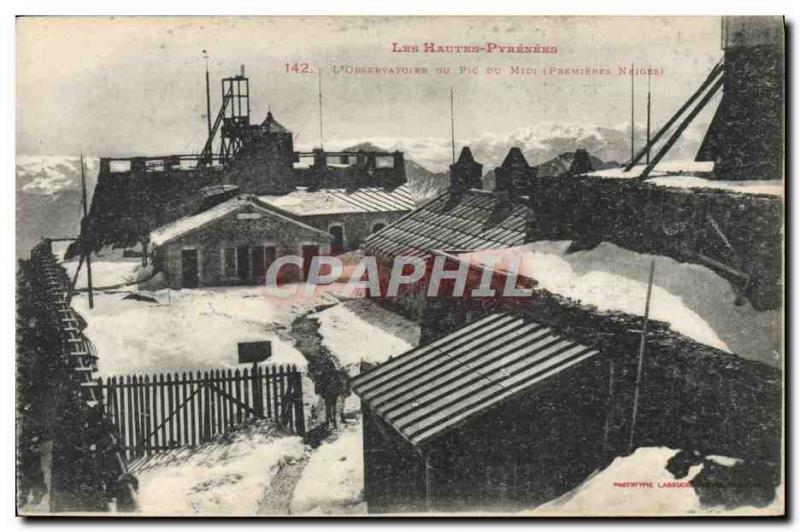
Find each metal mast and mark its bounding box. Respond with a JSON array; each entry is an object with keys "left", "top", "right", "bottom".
[
  {"left": 203, "top": 50, "right": 212, "bottom": 141},
  {"left": 79, "top": 154, "right": 94, "bottom": 309},
  {"left": 450, "top": 87, "right": 456, "bottom": 164},
  {"left": 646, "top": 69, "right": 652, "bottom": 165},
  {"left": 318, "top": 69, "right": 325, "bottom": 150},
  {"left": 630, "top": 63, "right": 635, "bottom": 161}
]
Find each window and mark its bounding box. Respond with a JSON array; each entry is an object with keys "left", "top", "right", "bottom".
[
  {"left": 222, "top": 248, "right": 237, "bottom": 277},
  {"left": 375, "top": 156, "right": 395, "bottom": 168},
  {"left": 109, "top": 160, "right": 131, "bottom": 173}
]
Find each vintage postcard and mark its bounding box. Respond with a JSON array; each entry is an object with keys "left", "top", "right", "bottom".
[{"left": 15, "top": 15, "right": 784, "bottom": 516}]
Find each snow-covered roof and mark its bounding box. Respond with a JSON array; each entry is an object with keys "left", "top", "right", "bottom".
[
  {"left": 363, "top": 189, "right": 531, "bottom": 259},
  {"left": 149, "top": 195, "right": 330, "bottom": 247},
  {"left": 645, "top": 176, "right": 783, "bottom": 197},
  {"left": 586, "top": 161, "right": 782, "bottom": 197},
  {"left": 259, "top": 184, "right": 416, "bottom": 216},
  {"left": 587, "top": 161, "right": 715, "bottom": 179},
  {"left": 150, "top": 196, "right": 247, "bottom": 246}
]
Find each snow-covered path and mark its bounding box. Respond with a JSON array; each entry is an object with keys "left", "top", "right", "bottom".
[
  {"left": 289, "top": 420, "right": 365, "bottom": 515},
  {"left": 131, "top": 421, "right": 306, "bottom": 516},
  {"left": 258, "top": 457, "right": 309, "bottom": 515}
]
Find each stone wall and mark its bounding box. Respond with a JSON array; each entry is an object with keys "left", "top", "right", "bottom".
[
  {"left": 528, "top": 176, "right": 783, "bottom": 310},
  {"left": 301, "top": 211, "right": 407, "bottom": 252},
  {"left": 156, "top": 208, "right": 330, "bottom": 289},
  {"left": 421, "top": 291, "right": 782, "bottom": 465}
]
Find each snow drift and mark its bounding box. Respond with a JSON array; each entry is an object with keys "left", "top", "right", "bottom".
[
  {"left": 459, "top": 241, "right": 781, "bottom": 367},
  {"left": 132, "top": 420, "right": 305, "bottom": 516},
  {"left": 290, "top": 420, "right": 365, "bottom": 515}
]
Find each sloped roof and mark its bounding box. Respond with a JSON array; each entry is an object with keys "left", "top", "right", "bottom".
[
  {"left": 259, "top": 184, "right": 416, "bottom": 216},
  {"left": 363, "top": 189, "right": 531, "bottom": 258},
  {"left": 149, "top": 194, "right": 330, "bottom": 246},
  {"left": 454, "top": 146, "right": 477, "bottom": 165},
  {"left": 350, "top": 311, "right": 602, "bottom": 447},
  {"left": 261, "top": 111, "right": 290, "bottom": 134}
]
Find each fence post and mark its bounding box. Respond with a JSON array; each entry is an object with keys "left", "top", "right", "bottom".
[
  {"left": 272, "top": 366, "right": 281, "bottom": 420},
  {"left": 202, "top": 371, "right": 211, "bottom": 443},
  {"left": 252, "top": 363, "right": 263, "bottom": 417},
  {"left": 132, "top": 375, "right": 141, "bottom": 457},
  {"left": 293, "top": 366, "right": 306, "bottom": 436},
  {"left": 143, "top": 375, "right": 152, "bottom": 455}
]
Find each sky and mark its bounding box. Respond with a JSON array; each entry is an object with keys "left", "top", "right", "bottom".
[{"left": 16, "top": 16, "right": 724, "bottom": 157}]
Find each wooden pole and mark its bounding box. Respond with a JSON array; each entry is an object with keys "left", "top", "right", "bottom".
[
  {"left": 318, "top": 69, "right": 324, "bottom": 150},
  {"left": 640, "top": 77, "right": 723, "bottom": 179},
  {"left": 624, "top": 60, "right": 723, "bottom": 172},
  {"left": 628, "top": 259, "right": 655, "bottom": 453},
  {"left": 80, "top": 154, "right": 94, "bottom": 309},
  {"left": 646, "top": 69, "right": 652, "bottom": 166},
  {"left": 602, "top": 358, "right": 615, "bottom": 452},
  {"left": 630, "top": 63, "right": 635, "bottom": 161},
  {"left": 204, "top": 50, "right": 212, "bottom": 141},
  {"left": 65, "top": 253, "right": 85, "bottom": 305},
  {"left": 423, "top": 453, "right": 433, "bottom": 512},
  {"left": 450, "top": 87, "right": 456, "bottom": 164}
]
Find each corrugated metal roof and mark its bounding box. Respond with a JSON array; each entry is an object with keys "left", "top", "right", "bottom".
[
  {"left": 259, "top": 184, "right": 416, "bottom": 216},
  {"left": 363, "top": 190, "right": 531, "bottom": 259},
  {"left": 350, "top": 312, "right": 601, "bottom": 447}
]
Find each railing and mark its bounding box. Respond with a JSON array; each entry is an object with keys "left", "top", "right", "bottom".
[
  {"left": 103, "top": 365, "right": 305, "bottom": 460},
  {"left": 18, "top": 240, "right": 137, "bottom": 512}
]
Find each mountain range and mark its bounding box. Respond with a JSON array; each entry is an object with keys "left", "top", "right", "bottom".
[{"left": 16, "top": 120, "right": 709, "bottom": 258}]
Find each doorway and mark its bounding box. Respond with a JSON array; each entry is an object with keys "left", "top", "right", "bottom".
[
  {"left": 330, "top": 225, "right": 345, "bottom": 255},
  {"left": 301, "top": 245, "right": 319, "bottom": 281},
  {"left": 181, "top": 249, "right": 199, "bottom": 288}
]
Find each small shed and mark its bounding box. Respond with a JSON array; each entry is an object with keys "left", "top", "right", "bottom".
[
  {"left": 350, "top": 311, "right": 610, "bottom": 513},
  {"left": 149, "top": 195, "right": 332, "bottom": 289}
]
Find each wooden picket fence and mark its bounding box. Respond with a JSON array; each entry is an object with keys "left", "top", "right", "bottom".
[{"left": 102, "top": 365, "right": 305, "bottom": 460}]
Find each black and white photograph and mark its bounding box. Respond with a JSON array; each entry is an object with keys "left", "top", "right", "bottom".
[{"left": 11, "top": 13, "right": 785, "bottom": 517}]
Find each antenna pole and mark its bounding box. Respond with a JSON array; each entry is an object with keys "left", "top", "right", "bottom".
[
  {"left": 628, "top": 259, "right": 655, "bottom": 452},
  {"left": 450, "top": 87, "right": 456, "bottom": 164},
  {"left": 646, "top": 69, "right": 652, "bottom": 165},
  {"left": 630, "top": 63, "right": 635, "bottom": 161},
  {"left": 80, "top": 154, "right": 94, "bottom": 309},
  {"left": 204, "top": 51, "right": 212, "bottom": 141},
  {"left": 318, "top": 69, "right": 324, "bottom": 150}
]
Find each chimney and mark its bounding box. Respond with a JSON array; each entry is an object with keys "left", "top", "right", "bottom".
[
  {"left": 309, "top": 148, "right": 326, "bottom": 190},
  {"left": 494, "top": 147, "right": 533, "bottom": 198},
  {"left": 567, "top": 148, "right": 594, "bottom": 176},
  {"left": 449, "top": 147, "right": 483, "bottom": 197}
]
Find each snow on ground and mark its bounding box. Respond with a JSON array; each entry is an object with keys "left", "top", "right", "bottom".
[
  {"left": 71, "top": 286, "right": 309, "bottom": 376},
  {"left": 132, "top": 420, "right": 306, "bottom": 516},
  {"left": 314, "top": 299, "right": 419, "bottom": 370},
  {"left": 528, "top": 447, "right": 783, "bottom": 516},
  {"left": 62, "top": 258, "right": 141, "bottom": 289},
  {"left": 459, "top": 241, "right": 781, "bottom": 367},
  {"left": 290, "top": 419, "right": 365, "bottom": 515}
]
